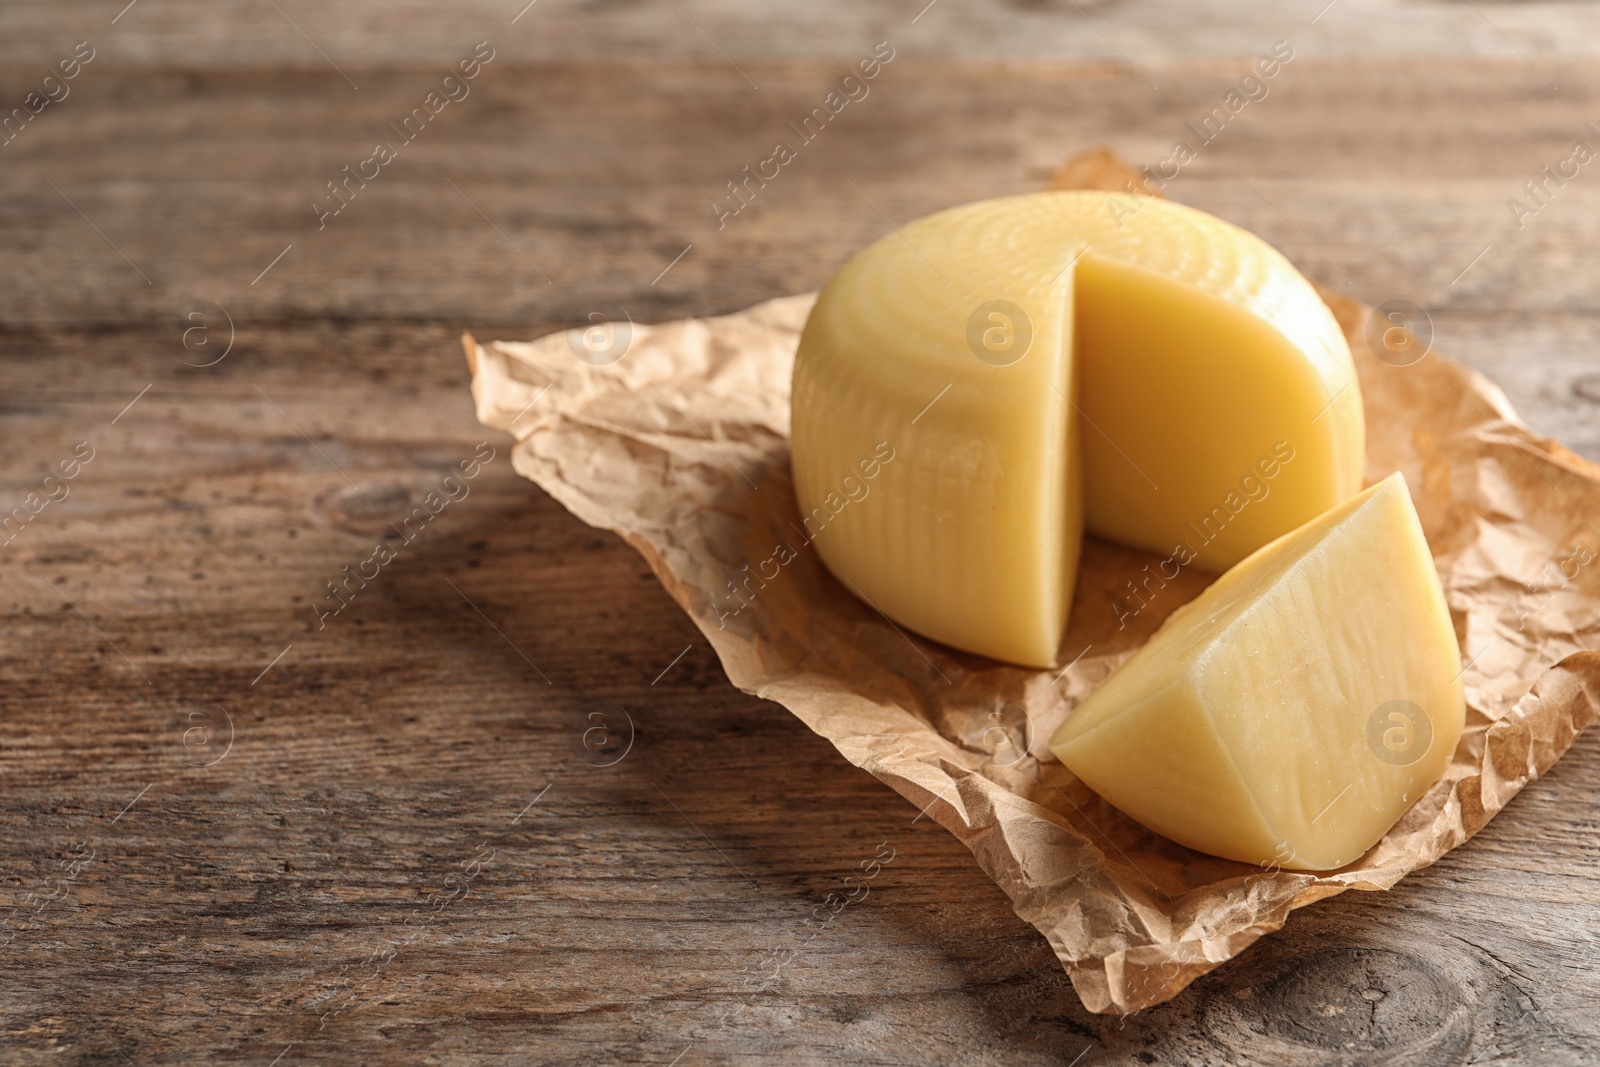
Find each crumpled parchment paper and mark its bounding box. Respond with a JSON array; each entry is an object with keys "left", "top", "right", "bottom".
[{"left": 464, "top": 150, "right": 1600, "bottom": 1013}]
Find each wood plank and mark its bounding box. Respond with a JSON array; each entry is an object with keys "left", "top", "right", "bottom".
[
  {"left": 6, "top": 0, "right": 1600, "bottom": 67},
  {"left": 1, "top": 55, "right": 1597, "bottom": 1065}
]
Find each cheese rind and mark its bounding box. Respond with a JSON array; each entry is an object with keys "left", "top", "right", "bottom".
[
  {"left": 1048, "top": 473, "right": 1464, "bottom": 871},
  {"left": 791, "top": 190, "right": 1361, "bottom": 667},
  {"left": 792, "top": 199, "right": 1081, "bottom": 668}
]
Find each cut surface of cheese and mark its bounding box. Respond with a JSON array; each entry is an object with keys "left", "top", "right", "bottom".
[
  {"left": 1048, "top": 473, "right": 1464, "bottom": 871},
  {"left": 1075, "top": 253, "right": 1360, "bottom": 569},
  {"left": 790, "top": 190, "right": 1362, "bottom": 667}
]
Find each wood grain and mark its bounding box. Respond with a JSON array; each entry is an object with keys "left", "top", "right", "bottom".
[
  {"left": 1, "top": 30, "right": 1598, "bottom": 1067},
  {"left": 7, "top": 0, "right": 1600, "bottom": 67}
]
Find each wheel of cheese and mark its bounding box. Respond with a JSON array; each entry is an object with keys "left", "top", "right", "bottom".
[{"left": 791, "top": 190, "right": 1363, "bottom": 668}]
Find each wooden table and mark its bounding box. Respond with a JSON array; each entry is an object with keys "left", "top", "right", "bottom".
[{"left": 3, "top": 3, "right": 1597, "bottom": 1063}]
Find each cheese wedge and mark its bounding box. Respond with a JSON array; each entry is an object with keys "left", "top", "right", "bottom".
[
  {"left": 1048, "top": 473, "right": 1463, "bottom": 871},
  {"left": 791, "top": 191, "right": 1361, "bottom": 667}
]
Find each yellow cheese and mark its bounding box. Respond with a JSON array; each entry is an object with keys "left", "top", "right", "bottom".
[
  {"left": 1048, "top": 473, "right": 1463, "bottom": 871},
  {"left": 791, "top": 191, "right": 1361, "bottom": 667}
]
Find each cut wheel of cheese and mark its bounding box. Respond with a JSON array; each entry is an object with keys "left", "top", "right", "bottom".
[
  {"left": 1048, "top": 473, "right": 1464, "bottom": 871},
  {"left": 791, "top": 190, "right": 1362, "bottom": 667}
]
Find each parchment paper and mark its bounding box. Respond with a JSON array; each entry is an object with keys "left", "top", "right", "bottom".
[{"left": 463, "top": 150, "right": 1600, "bottom": 1013}]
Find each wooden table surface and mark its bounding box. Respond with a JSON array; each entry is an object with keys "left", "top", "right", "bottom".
[{"left": 3, "top": 3, "right": 1598, "bottom": 1064}]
